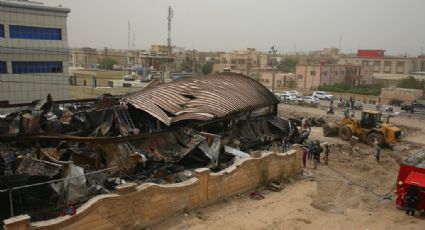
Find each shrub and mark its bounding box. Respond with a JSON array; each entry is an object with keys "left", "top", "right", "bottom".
[{"left": 318, "top": 83, "right": 382, "bottom": 96}]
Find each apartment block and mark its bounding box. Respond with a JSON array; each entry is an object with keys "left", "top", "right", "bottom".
[
  {"left": 339, "top": 49, "right": 425, "bottom": 76},
  {"left": 0, "top": 0, "right": 70, "bottom": 107},
  {"left": 295, "top": 64, "right": 372, "bottom": 90},
  {"left": 259, "top": 72, "right": 295, "bottom": 89},
  {"left": 214, "top": 48, "right": 269, "bottom": 78}
]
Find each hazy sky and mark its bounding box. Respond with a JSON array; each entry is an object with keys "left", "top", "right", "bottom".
[{"left": 42, "top": 0, "right": 425, "bottom": 55}]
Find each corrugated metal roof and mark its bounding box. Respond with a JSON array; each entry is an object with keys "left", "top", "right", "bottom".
[{"left": 123, "top": 74, "right": 279, "bottom": 126}]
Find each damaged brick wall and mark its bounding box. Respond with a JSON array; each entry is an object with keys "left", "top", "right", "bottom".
[{"left": 3, "top": 148, "right": 301, "bottom": 230}]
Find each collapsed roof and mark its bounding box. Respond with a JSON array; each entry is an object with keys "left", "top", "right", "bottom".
[{"left": 123, "top": 74, "right": 279, "bottom": 126}]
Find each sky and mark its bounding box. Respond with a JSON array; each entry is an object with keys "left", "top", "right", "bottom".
[{"left": 41, "top": 0, "right": 425, "bottom": 56}]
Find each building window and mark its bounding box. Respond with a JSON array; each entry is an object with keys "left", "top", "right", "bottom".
[
  {"left": 12, "top": 61, "right": 63, "bottom": 74},
  {"left": 362, "top": 60, "right": 369, "bottom": 65},
  {"left": 340, "top": 71, "right": 345, "bottom": 75},
  {"left": 0, "top": 61, "right": 6, "bottom": 73},
  {"left": 238, "top": 59, "right": 245, "bottom": 65},
  {"left": 231, "top": 59, "right": 236, "bottom": 64},
  {"left": 277, "top": 80, "right": 282, "bottom": 86},
  {"left": 9, "top": 25, "right": 62, "bottom": 40},
  {"left": 265, "top": 79, "right": 270, "bottom": 83},
  {"left": 383, "top": 61, "right": 391, "bottom": 73},
  {"left": 334, "top": 71, "right": 338, "bottom": 76},
  {"left": 297, "top": 74, "right": 303, "bottom": 79},
  {"left": 373, "top": 61, "right": 381, "bottom": 72},
  {"left": 322, "top": 71, "right": 328, "bottom": 76},
  {"left": 310, "top": 71, "right": 316, "bottom": 76},
  {"left": 396, "top": 61, "right": 404, "bottom": 74},
  {"left": 0, "top": 24, "right": 4, "bottom": 38}
]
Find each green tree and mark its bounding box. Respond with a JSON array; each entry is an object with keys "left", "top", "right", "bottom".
[
  {"left": 277, "top": 58, "right": 298, "bottom": 73},
  {"left": 180, "top": 57, "right": 193, "bottom": 72},
  {"left": 202, "top": 61, "right": 214, "bottom": 75},
  {"left": 99, "top": 58, "right": 118, "bottom": 70},
  {"left": 397, "top": 76, "right": 425, "bottom": 89}
]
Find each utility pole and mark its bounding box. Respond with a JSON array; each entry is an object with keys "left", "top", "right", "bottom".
[
  {"left": 269, "top": 45, "right": 277, "bottom": 94},
  {"left": 167, "top": 6, "right": 173, "bottom": 56},
  {"left": 246, "top": 54, "right": 251, "bottom": 77},
  {"left": 192, "top": 49, "right": 196, "bottom": 77}
]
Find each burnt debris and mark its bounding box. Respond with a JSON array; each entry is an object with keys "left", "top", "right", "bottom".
[{"left": 0, "top": 74, "right": 308, "bottom": 222}]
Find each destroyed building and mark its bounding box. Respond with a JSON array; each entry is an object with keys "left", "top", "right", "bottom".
[{"left": 0, "top": 74, "right": 308, "bottom": 223}]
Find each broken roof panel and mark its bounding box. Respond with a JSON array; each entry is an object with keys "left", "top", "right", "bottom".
[{"left": 123, "top": 74, "right": 279, "bottom": 126}]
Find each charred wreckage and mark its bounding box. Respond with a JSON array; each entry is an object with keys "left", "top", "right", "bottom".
[{"left": 0, "top": 74, "right": 308, "bottom": 222}]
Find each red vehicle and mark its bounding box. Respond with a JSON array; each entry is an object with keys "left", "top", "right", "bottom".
[{"left": 395, "top": 150, "right": 425, "bottom": 212}]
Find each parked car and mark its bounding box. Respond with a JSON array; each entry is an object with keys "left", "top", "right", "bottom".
[
  {"left": 312, "top": 91, "right": 334, "bottom": 100},
  {"left": 302, "top": 96, "right": 320, "bottom": 104},
  {"left": 288, "top": 90, "right": 303, "bottom": 97},
  {"left": 280, "top": 92, "right": 298, "bottom": 102},
  {"left": 354, "top": 101, "right": 363, "bottom": 110}
]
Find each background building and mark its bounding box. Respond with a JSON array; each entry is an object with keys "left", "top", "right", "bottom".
[
  {"left": 295, "top": 64, "right": 372, "bottom": 90},
  {"left": 339, "top": 49, "right": 423, "bottom": 80},
  {"left": 259, "top": 72, "right": 295, "bottom": 89},
  {"left": 0, "top": 0, "right": 70, "bottom": 107},
  {"left": 213, "top": 48, "right": 269, "bottom": 78}
]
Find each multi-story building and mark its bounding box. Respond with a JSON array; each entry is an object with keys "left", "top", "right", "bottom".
[
  {"left": 70, "top": 47, "right": 99, "bottom": 68},
  {"left": 339, "top": 49, "right": 423, "bottom": 78},
  {"left": 258, "top": 72, "right": 295, "bottom": 89},
  {"left": 214, "top": 48, "right": 270, "bottom": 78},
  {"left": 295, "top": 64, "right": 372, "bottom": 90},
  {"left": 0, "top": 0, "right": 70, "bottom": 108}
]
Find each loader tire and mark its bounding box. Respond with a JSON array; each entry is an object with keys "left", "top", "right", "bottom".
[
  {"left": 323, "top": 122, "right": 339, "bottom": 137},
  {"left": 367, "top": 132, "right": 384, "bottom": 146},
  {"left": 338, "top": 125, "right": 352, "bottom": 141}
]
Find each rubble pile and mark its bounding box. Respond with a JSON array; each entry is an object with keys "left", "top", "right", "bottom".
[{"left": 0, "top": 74, "right": 309, "bottom": 222}]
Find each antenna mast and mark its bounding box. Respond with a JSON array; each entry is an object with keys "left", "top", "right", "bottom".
[
  {"left": 132, "top": 32, "right": 136, "bottom": 49},
  {"left": 128, "top": 21, "right": 131, "bottom": 50},
  {"left": 167, "top": 6, "right": 173, "bottom": 55}
]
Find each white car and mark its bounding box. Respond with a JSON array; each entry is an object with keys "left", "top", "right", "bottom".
[
  {"left": 280, "top": 92, "right": 297, "bottom": 102},
  {"left": 302, "top": 96, "right": 320, "bottom": 104},
  {"left": 288, "top": 90, "right": 302, "bottom": 97},
  {"left": 313, "top": 91, "right": 334, "bottom": 100}
]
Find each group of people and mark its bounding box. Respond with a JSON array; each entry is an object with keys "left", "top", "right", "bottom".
[
  {"left": 338, "top": 96, "right": 356, "bottom": 109},
  {"left": 404, "top": 185, "right": 420, "bottom": 216},
  {"left": 301, "top": 140, "right": 330, "bottom": 169}
]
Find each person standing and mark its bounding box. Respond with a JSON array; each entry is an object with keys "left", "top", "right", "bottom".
[
  {"left": 324, "top": 144, "right": 330, "bottom": 165},
  {"left": 374, "top": 138, "right": 382, "bottom": 162},
  {"left": 305, "top": 119, "right": 311, "bottom": 132},
  {"left": 404, "top": 185, "right": 420, "bottom": 216},
  {"left": 308, "top": 141, "right": 314, "bottom": 160},
  {"left": 315, "top": 140, "right": 322, "bottom": 163},
  {"left": 301, "top": 117, "right": 306, "bottom": 131},
  {"left": 344, "top": 106, "right": 350, "bottom": 117},
  {"left": 313, "top": 146, "right": 318, "bottom": 169},
  {"left": 302, "top": 146, "right": 308, "bottom": 168}
]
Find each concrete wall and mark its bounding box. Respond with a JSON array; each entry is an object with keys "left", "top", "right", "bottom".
[
  {"left": 68, "top": 86, "right": 141, "bottom": 99},
  {"left": 380, "top": 88, "right": 424, "bottom": 102},
  {"left": 3, "top": 149, "right": 301, "bottom": 230},
  {"left": 70, "top": 69, "right": 125, "bottom": 87}
]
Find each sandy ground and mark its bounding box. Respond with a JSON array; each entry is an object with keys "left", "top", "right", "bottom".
[{"left": 150, "top": 104, "right": 425, "bottom": 230}]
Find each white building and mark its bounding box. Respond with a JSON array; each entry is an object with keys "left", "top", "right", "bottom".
[{"left": 0, "top": 0, "right": 70, "bottom": 109}]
